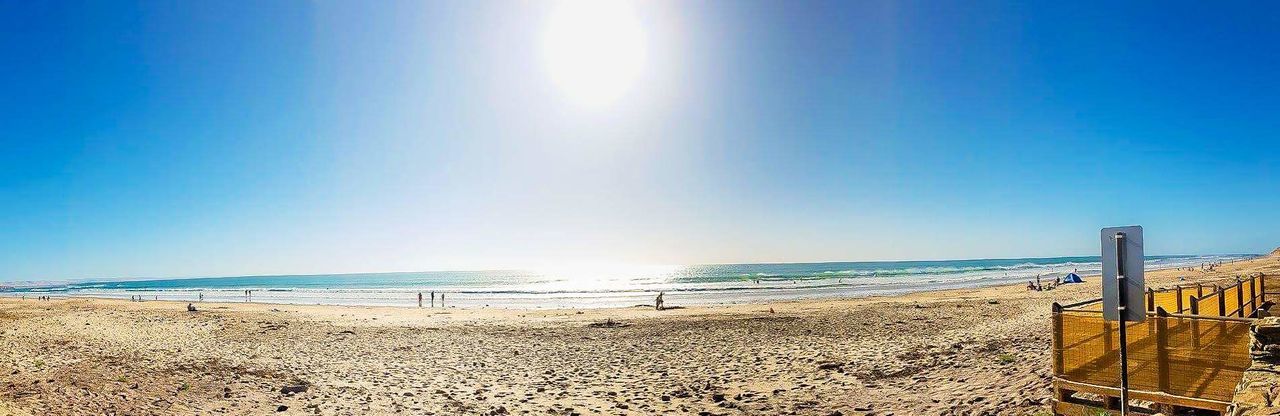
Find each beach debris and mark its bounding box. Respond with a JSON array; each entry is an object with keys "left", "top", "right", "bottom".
[
  {"left": 586, "top": 319, "right": 628, "bottom": 328},
  {"left": 816, "top": 362, "right": 844, "bottom": 371},
  {"left": 711, "top": 393, "right": 726, "bottom": 402},
  {"left": 280, "top": 383, "right": 309, "bottom": 395},
  {"left": 276, "top": 405, "right": 289, "bottom": 412},
  {"left": 986, "top": 300, "right": 999, "bottom": 304}
]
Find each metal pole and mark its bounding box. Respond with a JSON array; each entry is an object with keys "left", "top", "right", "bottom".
[{"left": 1116, "top": 232, "right": 1130, "bottom": 415}]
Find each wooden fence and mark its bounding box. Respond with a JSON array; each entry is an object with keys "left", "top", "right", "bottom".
[{"left": 1051, "top": 273, "right": 1271, "bottom": 415}]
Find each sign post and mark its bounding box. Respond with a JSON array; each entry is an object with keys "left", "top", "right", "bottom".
[{"left": 1101, "top": 225, "right": 1144, "bottom": 415}]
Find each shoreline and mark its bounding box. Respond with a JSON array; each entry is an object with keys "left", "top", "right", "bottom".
[
  {"left": 1, "top": 253, "right": 1276, "bottom": 415},
  {"left": 2, "top": 254, "right": 1255, "bottom": 311}
]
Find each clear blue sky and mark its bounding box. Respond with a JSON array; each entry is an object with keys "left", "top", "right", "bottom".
[{"left": 2, "top": 1, "right": 1278, "bottom": 281}]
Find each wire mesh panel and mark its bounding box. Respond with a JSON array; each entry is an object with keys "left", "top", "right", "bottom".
[
  {"left": 1151, "top": 290, "right": 1182, "bottom": 313},
  {"left": 1181, "top": 289, "right": 1199, "bottom": 313},
  {"left": 1191, "top": 276, "right": 1265, "bottom": 317},
  {"left": 1163, "top": 315, "right": 1251, "bottom": 399},
  {"left": 1054, "top": 310, "right": 1251, "bottom": 403},
  {"left": 1223, "top": 285, "right": 1242, "bottom": 316},
  {"left": 1199, "top": 290, "right": 1226, "bottom": 316}
]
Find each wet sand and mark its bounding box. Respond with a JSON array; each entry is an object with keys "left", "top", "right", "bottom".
[{"left": 1, "top": 253, "right": 1277, "bottom": 415}]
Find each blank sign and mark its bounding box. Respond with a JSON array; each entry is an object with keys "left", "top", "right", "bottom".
[{"left": 1101, "top": 225, "right": 1145, "bottom": 322}]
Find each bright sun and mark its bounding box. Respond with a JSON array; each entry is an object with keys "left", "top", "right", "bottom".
[{"left": 542, "top": 0, "right": 647, "bottom": 106}]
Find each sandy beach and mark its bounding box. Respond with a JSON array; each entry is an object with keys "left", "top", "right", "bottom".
[{"left": 2, "top": 253, "right": 1277, "bottom": 416}]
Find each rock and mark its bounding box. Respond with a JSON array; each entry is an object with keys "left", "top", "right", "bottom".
[
  {"left": 276, "top": 405, "right": 288, "bottom": 412},
  {"left": 280, "top": 384, "right": 308, "bottom": 395},
  {"left": 817, "top": 362, "right": 843, "bottom": 371},
  {"left": 712, "top": 393, "right": 725, "bottom": 402}
]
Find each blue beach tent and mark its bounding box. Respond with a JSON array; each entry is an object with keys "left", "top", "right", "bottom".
[{"left": 1061, "top": 273, "right": 1084, "bottom": 284}]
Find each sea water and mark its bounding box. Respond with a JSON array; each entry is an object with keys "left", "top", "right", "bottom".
[{"left": 2, "top": 254, "right": 1252, "bottom": 309}]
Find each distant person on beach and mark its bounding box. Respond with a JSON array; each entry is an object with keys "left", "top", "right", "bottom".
[
  {"left": 431, "top": 291, "right": 436, "bottom": 307},
  {"left": 187, "top": 303, "right": 196, "bottom": 312},
  {"left": 418, "top": 292, "right": 423, "bottom": 308},
  {"left": 655, "top": 292, "right": 665, "bottom": 310},
  {"left": 198, "top": 292, "right": 204, "bottom": 302}
]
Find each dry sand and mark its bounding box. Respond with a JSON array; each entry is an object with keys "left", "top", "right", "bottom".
[{"left": 2, "top": 253, "right": 1279, "bottom": 416}]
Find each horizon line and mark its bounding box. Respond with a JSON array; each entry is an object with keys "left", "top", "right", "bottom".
[{"left": 2, "top": 251, "right": 1260, "bottom": 286}]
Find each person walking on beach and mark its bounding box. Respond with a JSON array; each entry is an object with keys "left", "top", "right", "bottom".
[
  {"left": 418, "top": 292, "right": 423, "bottom": 308},
  {"left": 431, "top": 291, "right": 436, "bottom": 307},
  {"left": 655, "top": 292, "right": 665, "bottom": 311}
]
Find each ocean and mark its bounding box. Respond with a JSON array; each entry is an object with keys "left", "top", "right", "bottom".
[{"left": 3, "top": 254, "right": 1253, "bottom": 309}]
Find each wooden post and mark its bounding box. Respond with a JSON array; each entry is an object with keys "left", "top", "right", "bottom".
[
  {"left": 1238, "top": 278, "right": 1246, "bottom": 317},
  {"left": 1197, "top": 283, "right": 1204, "bottom": 298},
  {"left": 1147, "top": 288, "right": 1155, "bottom": 312},
  {"left": 1103, "top": 319, "right": 1114, "bottom": 355},
  {"left": 1254, "top": 272, "right": 1264, "bottom": 300},
  {"left": 1155, "top": 307, "right": 1170, "bottom": 393},
  {"left": 1218, "top": 285, "right": 1227, "bottom": 316},
  {"left": 1190, "top": 297, "right": 1201, "bottom": 348},
  {"left": 1052, "top": 303, "right": 1064, "bottom": 376},
  {"left": 1176, "top": 286, "right": 1184, "bottom": 313},
  {"left": 1251, "top": 277, "right": 1258, "bottom": 315}
]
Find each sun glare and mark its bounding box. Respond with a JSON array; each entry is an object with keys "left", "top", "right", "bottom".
[
  {"left": 542, "top": 0, "right": 648, "bottom": 107},
  {"left": 533, "top": 262, "right": 677, "bottom": 291}
]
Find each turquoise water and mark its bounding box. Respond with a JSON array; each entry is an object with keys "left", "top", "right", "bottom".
[{"left": 3, "top": 254, "right": 1252, "bottom": 308}]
